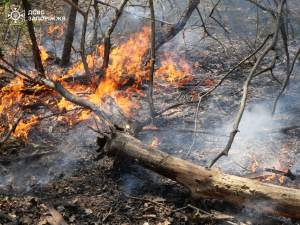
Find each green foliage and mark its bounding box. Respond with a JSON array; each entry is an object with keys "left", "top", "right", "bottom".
[
  {"left": 284, "top": 7, "right": 291, "bottom": 14},
  {"left": 32, "top": 21, "right": 40, "bottom": 27}
]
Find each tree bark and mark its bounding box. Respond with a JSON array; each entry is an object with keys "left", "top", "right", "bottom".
[
  {"left": 101, "top": 0, "right": 128, "bottom": 73},
  {"left": 102, "top": 131, "right": 300, "bottom": 222},
  {"left": 154, "top": 0, "right": 200, "bottom": 52},
  {"left": 60, "top": 0, "right": 78, "bottom": 67},
  {"left": 22, "top": 0, "right": 45, "bottom": 77},
  {"left": 62, "top": 0, "right": 92, "bottom": 81},
  {"left": 148, "top": 0, "right": 155, "bottom": 117}
]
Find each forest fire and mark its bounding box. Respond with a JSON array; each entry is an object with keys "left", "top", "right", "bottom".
[
  {"left": 1, "top": 0, "right": 300, "bottom": 223},
  {"left": 251, "top": 155, "right": 287, "bottom": 183},
  {"left": 0, "top": 26, "right": 215, "bottom": 140}
]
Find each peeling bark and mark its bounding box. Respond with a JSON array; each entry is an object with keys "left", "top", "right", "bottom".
[{"left": 103, "top": 131, "right": 300, "bottom": 222}]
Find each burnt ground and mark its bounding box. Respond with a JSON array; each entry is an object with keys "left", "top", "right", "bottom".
[
  {"left": 1, "top": 38, "right": 300, "bottom": 224},
  {"left": 1, "top": 0, "right": 300, "bottom": 225}
]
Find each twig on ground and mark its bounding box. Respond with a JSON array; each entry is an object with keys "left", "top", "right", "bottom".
[
  {"left": 234, "top": 161, "right": 251, "bottom": 171},
  {"left": 264, "top": 168, "right": 296, "bottom": 181},
  {"left": 102, "top": 207, "right": 112, "bottom": 222},
  {"left": 156, "top": 100, "right": 199, "bottom": 116}
]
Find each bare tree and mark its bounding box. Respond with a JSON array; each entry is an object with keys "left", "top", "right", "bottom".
[{"left": 60, "top": 0, "right": 79, "bottom": 67}]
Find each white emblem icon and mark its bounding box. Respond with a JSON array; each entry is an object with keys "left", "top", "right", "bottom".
[{"left": 7, "top": 6, "right": 25, "bottom": 24}]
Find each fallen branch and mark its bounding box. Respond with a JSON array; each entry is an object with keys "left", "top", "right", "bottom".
[
  {"left": 0, "top": 64, "right": 13, "bottom": 74},
  {"left": 264, "top": 168, "right": 296, "bottom": 181},
  {"left": 101, "top": 130, "right": 300, "bottom": 222},
  {"left": 0, "top": 53, "right": 145, "bottom": 135},
  {"left": 154, "top": 0, "right": 200, "bottom": 52}
]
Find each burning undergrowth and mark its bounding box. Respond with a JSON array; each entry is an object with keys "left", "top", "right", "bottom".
[
  {"left": 0, "top": 26, "right": 214, "bottom": 141},
  {"left": 1, "top": 1, "right": 300, "bottom": 223},
  {"left": 0, "top": 24, "right": 217, "bottom": 191}
]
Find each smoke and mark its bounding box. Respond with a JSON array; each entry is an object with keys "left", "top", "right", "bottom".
[
  {"left": 122, "top": 174, "right": 146, "bottom": 195},
  {"left": 0, "top": 121, "right": 98, "bottom": 192},
  {"left": 206, "top": 102, "right": 276, "bottom": 173}
]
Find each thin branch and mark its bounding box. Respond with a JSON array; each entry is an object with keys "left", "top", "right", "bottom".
[
  {"left": 208, "top": 0, "right": 285, "bottom": 168},
  {"left": 209, "top": 0, "right": 221, "bottom": 17},
  {"left": 156, "top": 100, "right": 199, "bottom": 116},
  {"left": 253, "top": 49, "right": 282, "bottom": 85},
  {"left": 200, "top": 33, "right": 273, "bottom": 100},
  {"left": 0, "top": 112, "right": 24, "bottom": 145},
  {"left": 0, "top": 64, "right": 13, "bottom": 74},
  {"left": 1, "top": 53, "right": 115, "bottom": 133},
  {"left": 0, "top": 53, "right": 35, "bottom": 81},
  {"left": 186, "top": 96, "right": 202, "bottom": 156},
  {"left": 272, "top": 44, "right": 300, "bottom": 115},
  {"left": 208, "top": 0, "right": 229, "bottom": 35},
  {"left": 195, "top": 6, "right": 228, "bottom": 55},
  {"left": 62, "top": 0, "right": 85, "bottom": 16}
]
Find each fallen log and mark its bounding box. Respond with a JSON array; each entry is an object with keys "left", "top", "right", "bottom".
[{"left": 101, "top": 131, "right": 300, "bottom": 222}]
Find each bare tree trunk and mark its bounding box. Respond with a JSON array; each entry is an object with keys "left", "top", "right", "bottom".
[
  {"left": 100, "top": 0, "right": 128, "bottom": 73},
  {"left": 91, "top": 0, "right": 99, "bottom": 49},
  {"left": 148, "top": 0, "right": 155, "bottom": 117},
  {"left": 62, "top": 0, "right": 92, "bottom": 81},
  {"left": 60, "top": 0, "right": 78, "bottom": 67},
  {"left": 22, "top": 0, "right": 45, "bottom": 77},
  {"left": 102, "top": 131, "right": 300, "bottom": 222}
]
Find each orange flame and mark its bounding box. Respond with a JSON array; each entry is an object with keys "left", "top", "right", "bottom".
[
  {"left": 251, "top": 155, "right": 259, "bottom": 173},
  {"left": 1, "top": 26, "right": 217, "bottom": 140},
  {"left": 48, "top": 24, "right": 65, "bottom": 38},
  {"left": 39, "top": 45, "right": 50, "bottom": 66},
  {"left": 150, "top": 137, "right": 158, "bottom": 147}
]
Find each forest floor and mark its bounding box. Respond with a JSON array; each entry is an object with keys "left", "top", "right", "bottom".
[{"left": 1, "top": 0, "right": 300, "bottom": 224}]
